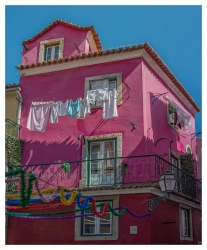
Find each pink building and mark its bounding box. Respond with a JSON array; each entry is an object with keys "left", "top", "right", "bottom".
[{"left": 6, "top": 19, "right": 201, "bottom": 244}]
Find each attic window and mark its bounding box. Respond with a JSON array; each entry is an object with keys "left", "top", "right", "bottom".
[
  {"left": 166, "top": 96, "right": 192, "bottom": 132},
  {"left": 38, "top": 38, "right": 64, "bottom": 63},
  {"left": 44, "top": 44, "right": 59, "bottom": 61}
]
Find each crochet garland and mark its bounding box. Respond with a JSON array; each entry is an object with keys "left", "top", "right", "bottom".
[
  {"left": 59, "top": 188, "right": 79, "bottom": 205},
  {"left": 6, "top": 205, "right": 150, "bottom": 219},
  {"left": 6, "top": 169, "right": 36, "bottom": 208},
  {"left": 34, "top": 180, "right": 61, "bottom": 203}
]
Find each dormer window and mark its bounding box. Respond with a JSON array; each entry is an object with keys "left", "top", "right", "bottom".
[
  {"left": 38, "top": 38, "right": 64, "bottom": 63},
  {"left": 44, "top": 45, "right": 59, "bottom": 61}
]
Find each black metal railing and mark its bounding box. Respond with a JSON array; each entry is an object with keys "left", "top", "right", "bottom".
[
  {"left": 6, "top": 155, "right": 201, "bottom": 201},
  {"left": 5, "top": 119, "right": 21, "bottom": 137}
]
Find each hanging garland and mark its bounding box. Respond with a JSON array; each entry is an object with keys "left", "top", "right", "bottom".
[
  {"left": 5, "top": 203, "right": 104, "bottom": 217},
  {"left": 20, "top": 171, "right": 36, "bottom": 208},
  {"left": 6, "top": 202, "right": 68, "bottom": 210},
  {"left": 108, "top": 206, "right": 127, "bottom": 216},
  {"left": 76, "top": 192, "right": 94, "bottom": 209},
  {"left": 59, "top": 188, "right": 79, "bottom": 205},
  {"left": 6, "top": 187, "right": 60, "bottom": 200},
  {"left": 90, "top": 199, "right": 109, "bottom": 218},
  {"left": 34, "top": 179, "right": 61, "bottom": 203},
  {"left": 5, "top": 205, "right": 150, "bottom": 219},
  {"left": 6, "top": 193, "right": 71, "bottom": 205}
]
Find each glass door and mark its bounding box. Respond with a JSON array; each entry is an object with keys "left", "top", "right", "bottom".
[{"left": 90, "top": 140, "right": 115, "bottom": 186}]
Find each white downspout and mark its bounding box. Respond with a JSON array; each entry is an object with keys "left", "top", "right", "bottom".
[{"left": 16, "top": 88, "right": 22, "bottom": 137}]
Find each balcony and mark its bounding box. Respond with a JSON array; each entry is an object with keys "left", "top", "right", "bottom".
[
  {"left": 5, "top": 119, "right": 21, "bottom": 137},
  {"left": 6, "top": 155, "right": 201, "bottom": 202}
]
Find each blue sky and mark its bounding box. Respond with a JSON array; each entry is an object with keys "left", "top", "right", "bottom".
[{"left": 5, "top": 5, "right": 202, "bottom": 133}]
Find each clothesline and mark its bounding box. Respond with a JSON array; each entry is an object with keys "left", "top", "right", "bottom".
[{"left": 27, "top": 88, "right": 118, "bottom": 133}]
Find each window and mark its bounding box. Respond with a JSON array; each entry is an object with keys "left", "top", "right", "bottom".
[
  {"left": 75, "top": 195, "right": 119, "bottom": 241},
  {"left": 181, "top": 208, "right": 190, "bottom": 237},
  {"left": 186, "top": 145, "right": 192, "bottom": 154},
  {"left": 44, "top": 44, "right": 59, "bottom": 61},
  {"left": 82, "top": 201, "right": 112, "bottom": 236},
  {"left": 38, "top": 38, "right": 64, "bottom": 63},
  {"left": 89, "top": 140, "right": 116, "bottom": 186},
  {"left": 84, "top": 73, "right": 122, "bottom": 105},
  {"left": 179, "top": 204, "right": 193, "bottom": 241},
  {"left": 90, "top": 78, "right": 117, "bottom": 92},
  {"left": 166, "top": 96, "right": 191, "bottom": 133},
  {"left": 167, "top": 102, "right": 180, "bottom": 132}
]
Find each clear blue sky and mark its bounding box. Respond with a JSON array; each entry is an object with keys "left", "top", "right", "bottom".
[{"left": 5, "top": 5, "right": 202, "bottom": 133}]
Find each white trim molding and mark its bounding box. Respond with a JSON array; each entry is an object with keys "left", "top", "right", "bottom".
[
  {"left": 75, "top": 194, "right": 119, "bottom": 241},
  {"left": 38, "top": 38, "right": 64, "bottom": 62},
  {"left": 179, "top": 203, "right": 194, "bottom": 241},
  {"left": 80, "top": 133, "right": 122, "bottom": 187}
]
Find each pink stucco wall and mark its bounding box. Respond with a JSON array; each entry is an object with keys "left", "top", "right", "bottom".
[
  {"left": 196, "top": 138, "right": 202, "bottom": 180},
  {"left": 19, "top": 59, "right": 197, "bottom": 178},
  {"left": 142, "top": 60, "right": 197, "bottom": 162},
  {"left": 20, "top": 58, "right": 144, "bottom": 165},
  {"left": 22, "top": 24, "right": 90, "bottom": 65}
]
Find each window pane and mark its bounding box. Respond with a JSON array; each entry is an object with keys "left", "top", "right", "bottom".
[
  {"left": 109, "top": 80, "right": 116, "bottom": 91},
  {"left": 104, "top": 141, "right": 115, "bottom": 174},
  {"left": 46, "top": 47, "right": 52, "bottom": 61},
  {"left": 85, "top": 216, "right": 95, "bottom": 223},
  {"left": 91, "top": 143, "right": 100, "bottom": 158},
  {"left": 54, "top": 46, "right": 59, "bottom": 59},
  {"left": 100, "top": 213, "right": 111, "bottom": 223},
  {"left": 84, "top": 224, "right": 95, "bottom": 234},
  {"left": 100, "top": 224, "right": 111, "bottom": 234},
  {"left": 90, "top": 79, "right": 108, "bottom": 90}
]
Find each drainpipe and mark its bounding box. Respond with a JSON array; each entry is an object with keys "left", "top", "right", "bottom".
[
  {"left": 16, "top": 88, "right": 22, "bottom": 138},
  {"left": 77, "top": 135, "right": 86, "bottom": 187}
]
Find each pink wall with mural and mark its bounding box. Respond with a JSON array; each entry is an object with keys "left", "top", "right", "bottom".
[{"left": 22, "top": 24, "right": 90, "bottom": 65}]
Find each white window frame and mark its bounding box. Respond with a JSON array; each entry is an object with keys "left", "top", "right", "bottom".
[
  {"left": 75, "top": 195, "right": 119, "bottom": 241},
  {"left": 38, "top": 38, "right": 64, "bottom": 62},
  {"left": 82, "top": 201, "right": 112, "bottom": 236},
  {"left": 84, "top": 73, "right": 122, "bottom": 105},
  {"left": 89, "top": 140, "right": 116, "bottom": 186},
  {"left": 80, "top": 133, "right": 122, "bottom": 188},
  {"left": 45, "top": 44, "right": 60, "bottom": 62},
  {"left": 167, "top": 100, "right": 180, "bottom": 133},
  {"left": 179, "top": 204, "right": 193, "bottom": 241}
]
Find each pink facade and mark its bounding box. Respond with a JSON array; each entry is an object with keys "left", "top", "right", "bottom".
[
  {"left": 7, "top": 20, "right": 201, "bottom": 245},
  {"left": 22, "top": 24, "right": 90, "bottom": 65}
]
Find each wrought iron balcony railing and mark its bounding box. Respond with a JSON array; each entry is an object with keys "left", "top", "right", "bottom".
[
  {"left": 7, "top": 155, "right": 201, "bottom": 202},
  {"left": 5, "top": 119, "right": 21, "bottom": 137}
]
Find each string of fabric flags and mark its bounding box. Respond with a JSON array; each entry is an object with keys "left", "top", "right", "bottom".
[{"left": 5, "top": 169, "right": 150, "bottom": 219}]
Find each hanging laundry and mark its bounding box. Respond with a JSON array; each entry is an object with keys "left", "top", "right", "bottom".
[
  {"left": 166, "top": 96, "right": 191, "bottom": 131},
  {"left": 26, "top": 102, "right": 52, "bottom": 132},
  {"left": 77, "top": 98, "right": 91, "bottom": 119},
  {"left": 50, "top": 102, "right": 59, "bottom": 124},
  {"left": 86, "top": 88, "right": 109, "bottom": 106},
  {"left": 57, "top": 100, "right": 69, "bottom": 116},
  {"left": 67, "top": 98, "right": 81, "bottom": 118},
  {"left": 103, "top": 89, "right": 118, "bottom": 120}
]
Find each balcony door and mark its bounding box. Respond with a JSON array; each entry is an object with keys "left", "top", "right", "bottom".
[{"left": 89, "top": 140, "right": 115, "bottom": 186}]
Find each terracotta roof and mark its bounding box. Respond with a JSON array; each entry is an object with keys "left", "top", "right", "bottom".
[
  {"left": 5, "top": 84, "right": 19, "bottom": 89},
  {"left": 22, "top": 19, "right": 102, "bottom": 51},
  {"left": 16, "top": 42, "right": 200, "bottom": 112}
]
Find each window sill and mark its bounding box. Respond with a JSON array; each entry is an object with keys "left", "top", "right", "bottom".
[
  {"left": 168, "top": 123, "right": 180, "bottom": 133},
  {"left": 75, "top": 235, "right": 118, "bottom": 241},
  {"left": 180, "top": 236, "right": 193, "bottom": 241}
]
